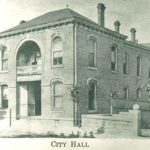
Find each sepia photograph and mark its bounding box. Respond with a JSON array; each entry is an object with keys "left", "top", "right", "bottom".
[{"left": 1, "top": 0, "right": 150, "bottom": 149}]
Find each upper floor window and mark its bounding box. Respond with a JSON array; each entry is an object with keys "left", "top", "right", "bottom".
[
  {"left": 137, "top": 56, "right": 141, "bottom": 76},
  {"left": 123, "top": 87, "right": 129, "bottom": 100},
  {"left": 111, "top": 45, "right": 117, "bottom": 71},
  {"left": 52, "top": 81, "right": 63, "bottom": 110},
  {"left": 88, "top": 37, "right": 97, "bottom": 67},
  {"left": 137, "top": 88, "right": 142, "bottom": 99},
  {"left": 0, "top": 45, "right": 8, "bottom": 70},
  {"left": 52, "top": 37, "right": 63, "bottom": 66},
  {"left": 123, "top": 52, "right": 128, "bottom": 74},
  {"left": 1, "top": 85, "right": 8, "bottom": 108}
]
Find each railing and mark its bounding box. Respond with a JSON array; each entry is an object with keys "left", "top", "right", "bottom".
[{"left": 17, "top": 65, "right": 41, "bottom": 75}]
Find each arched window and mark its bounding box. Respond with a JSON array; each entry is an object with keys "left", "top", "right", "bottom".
[
  {"left": 137, "top": 56, "right": 141, "bottom": 76},
  {"left": 52, "top": 37, "right": 63, "bottom": 66},
  {"left": 88, "top": 36, "right": 97, "bottom": 67},
  {"left": 1, "top": 85, "right": 8, "bottom": 108},
  {"left": 137, "top": 88, "right": 142, "bottom": 99},
  {"left": 111, "top": 45, "right": 117, "bottom": 71},
  {"left": 51, "top": 81, "right": 63, "bottom": 109},
  {"left": 0, "top": 45, "right": 8, "bottom": 70},
  {"left": 88, "top": 79, "right": 97, "bottom": 111},
  {"left": 123, "top": 87, "right": 129, "bottom": 100},
  {"left": 17, "top": 41, "right": 41, "bottom": 67}
]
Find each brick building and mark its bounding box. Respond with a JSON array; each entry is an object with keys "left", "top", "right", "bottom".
[{"left": 0, "top": 3, "right": 150, "bottom": 130}]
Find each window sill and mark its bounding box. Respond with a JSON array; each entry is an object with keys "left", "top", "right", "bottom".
[
  {"left": 52, "top": 65, "right": 63, "bottom": 68},
  {"left": 0, "top": 70, "right": 8, "bottom": 74},
  {"left": 88, "top": 66, "right": 97, "bottom": 70},
  {"left": 21, "top": 116, "right": 42, "bottom": 119},
  {"left": 51, "top": 109, "right": 64, "bottom": 112},
  {"left": 137, "top": 98, "right": 142, "bottom": 101},
  {"left": 122, "top": 73, "right": 128, "bottom": 76},
  {"left": 111, "top": 70, "right": 118, "bottom": 74},
  {"left": 88, "top": 110, "right": 97, "bottom": 113}
]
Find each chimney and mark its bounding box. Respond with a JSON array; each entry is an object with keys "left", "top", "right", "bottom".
[
  {"left": 20, "top": 20, "right": 26, "bottom": 25},
  {"left": 130, "top": 28, "right": 136, "bottom": 43},
  {"left": 114, "top": 21, "right": 121, "bottom": 33},
  {"left": 97, "top": 3, "right": 106, "bottom": 27}
]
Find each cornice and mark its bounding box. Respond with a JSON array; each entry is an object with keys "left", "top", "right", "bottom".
[
  {"left": 124, "top": 40, "right": 150, "bottom": 53},
  {"left": 0, "top": 18, "right": 75, "bottom": 39},
  {"left": 0, "top": 17, "right": 127, "bottom": 41},
  {"left": 74, "top": 17, "right": 127, "bottom": 40}
]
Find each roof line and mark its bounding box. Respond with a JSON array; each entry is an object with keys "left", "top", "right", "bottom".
[
  {"left": 0, "top": 17, "right": 127, "bottom": 40},
  {"left": 124, "top": 40, "right": 150, "bottom": 52}
]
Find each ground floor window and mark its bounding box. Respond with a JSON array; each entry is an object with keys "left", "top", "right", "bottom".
[
  {"left": 1, "top": 85, "right": 8, "bottom": 109},
  {"left": 137, "top": 88, "right": 142, "bottom": 99},
  {"left": 88, "top": 80, "right": 97, "bottom": 111},
  {"left": 123, "top": 87, "right": 129, "bottom": 100},
  {"left": 52, "top": 81, "right": 63, "bottom": 110}
]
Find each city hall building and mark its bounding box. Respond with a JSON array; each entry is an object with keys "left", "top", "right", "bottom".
[{"left": 0, "top": 3, "right": 150, "bottom": 131}]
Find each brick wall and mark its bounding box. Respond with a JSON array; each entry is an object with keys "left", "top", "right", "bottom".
[
  {"left": 76, "top": 25, "right": 150, "bottom": 116},
  {"left": 0, "top": 24, "right": 75, "bottom": 122}
]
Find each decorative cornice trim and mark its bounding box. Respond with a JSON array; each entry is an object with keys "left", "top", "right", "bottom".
[
  {"left": 0, "top": 17, "right": 127, "bottom": 41},
  {"left": 124, "top": 40, "right": 150, "bottom": 53}
]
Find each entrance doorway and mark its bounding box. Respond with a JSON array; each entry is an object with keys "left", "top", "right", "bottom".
[{"left": 17, "top": 81, "right": 41, "bottom": 117}]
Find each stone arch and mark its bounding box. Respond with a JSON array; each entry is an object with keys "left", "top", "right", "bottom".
[
  {"left": 87, "top": 35, "right": 97, "bottom": 41},
  {"left": 50, "top": 77, "right": 64, "bottom": 85},
  {"left": 50, "top": 31, "right": 65, "bottom": 42},
  {"left": 16, "top": 40, "right": 41, "bottom": 67},
  {"left": 14, "top": 37, "right": 44, "bottom": 60}
]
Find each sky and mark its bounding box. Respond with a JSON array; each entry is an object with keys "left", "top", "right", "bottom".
[{"left": 0, "top": 0, "right": 150, "bottom": 43}]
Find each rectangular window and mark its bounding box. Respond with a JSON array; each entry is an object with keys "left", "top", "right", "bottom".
[
  {"left": 53, "top": 51, "right": 63, "bottom": 66},
  {"left": 88, "top": 53, "right": 94, "bottom": 67},
  {"left": 1, "top": 46, "right": 8, "bottom": 70},
  {"left": 2, "top": 58, "right": 8, "bottom": 70},
  {"left": 137, "top": 56, "right": 141, "bottom": 76},
  {"left": 88, "top": 38, "right": 96, "bottom": 67},
  {"left": 111, "top": 46, "right": 117, "bottom": 71},
  {"left": 1, "top": 85, "right": 8, "bottom": 108},
  {"left": 53, "top": 82, "right": 63, "bottom": 109},
  {"left": 123, "top": 87, "right": 128, "bottom": 100},
  {"left": 123, "top": 52, "right": 128, "bottom": 74}
]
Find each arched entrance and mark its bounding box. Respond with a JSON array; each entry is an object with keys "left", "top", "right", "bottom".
[{"left": 16, "top": 41, "right": 41, "bottom": 117}]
